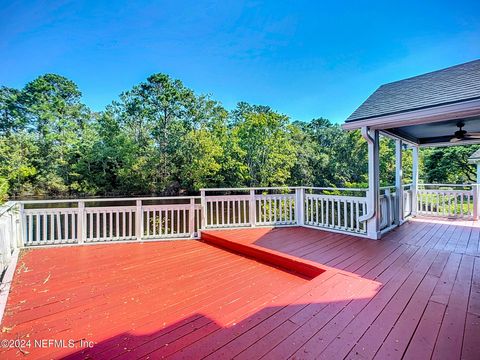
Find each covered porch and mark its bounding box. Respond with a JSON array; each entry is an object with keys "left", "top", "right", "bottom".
[{"left": 343, "top": 59, "right": 480, "bottom": 239}]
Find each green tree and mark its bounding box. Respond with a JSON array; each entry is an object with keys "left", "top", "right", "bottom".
[
  {"left": 0, "top": 86, "right": 24, "bottom": 135},
  {"left": 232, "top": 106, "right": 296, "bottom": 186},
  {"left": 0, "top": 132, "right": 38, "bottom": 195},
  {"left": 298, "top": 119, "right": 368, "bottom": 187},
  {"left": 103, "top": 73, "right": 230, "bottom": 194},
  {"left": 0, "top": 71, "right": 475, "bottom": 201},
  {"left": 18, "top": 74, "right": 92, "bottom": 195},
  {"left": 421, "top": 145, "right": 480, "bottom": 183},
  {"left": 288, "top": 121, "right": 322, "bottom": 186}
]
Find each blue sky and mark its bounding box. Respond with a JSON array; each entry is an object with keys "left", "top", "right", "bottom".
[{"left": 1, "top": 1, "right": 479, "bottom": 123}]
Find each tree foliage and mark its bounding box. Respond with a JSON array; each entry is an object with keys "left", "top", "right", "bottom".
[
  {"left": 422, "top": 145, "right": 480, "bottom": 183},
  {"left": 0, "top": 73, "right": 476, "bottom": 199}
]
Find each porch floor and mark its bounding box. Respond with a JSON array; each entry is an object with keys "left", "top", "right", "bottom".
[{"left": 1, "top": 217, "right": 479, "bottom": 359}]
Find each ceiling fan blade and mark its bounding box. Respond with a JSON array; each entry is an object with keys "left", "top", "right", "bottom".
[
  {"left": 450, "top": 137, "right": 463, "bottom": 143},
  {"left": 464, "top": 134, "right": 480, "bottom": 139},
  {"left": 449, "top": 123, "right": 480, "bottom": 142}
]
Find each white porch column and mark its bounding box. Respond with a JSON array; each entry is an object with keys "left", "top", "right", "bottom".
[
  {"left": 411, "top": 146, "right": 419, "bottom": 216},
  {"left": 474, "top": 164, "right": 480, "bottom": 220},
  {"left": 477, "top": 163, "right": 480, "bottom": 184},
  {"left": 473, "top": 184, "right": 479, "bottom": 220},
  {"left": 363, "top": 127, "right": 381, "bottom": 239},
  {"left": 477, "top": 164, "right": 480, "bottom": 221},
  {"left": 395, "top": 139, "right": 403, "bottom": 225}
]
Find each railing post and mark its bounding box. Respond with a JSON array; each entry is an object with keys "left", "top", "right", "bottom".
[
  {"left": 473, "top": 184, "right": 479, "bottom": 220},
  {"left": 296, "top": 187, "right": 305, "bottom": 226},
  {"left": 200, "top": 190, "right": 206, "bottom": 232},
  {"left": 395, "top": 139, "right": 403, "bottom": 225},
  {"left": 363, "top": 128, "right": 381, "bottom": 240},
  {"left": 249, "top": 189, "right": 256, "bottom": 227},
  {"left": 136, "top": 200, "right": 142, "bottom": 241},
  {"left": 77, "top": 201, "right": 85, "bottom": 244},
  {"left": 18, "top": 203, "right": 25, "bottom": 248},
  {"left": 412, "top": 146, "right": 419, "bottom": 216},
  {"left": 189, "top": 198, "right": 196, "bottom": 237}
]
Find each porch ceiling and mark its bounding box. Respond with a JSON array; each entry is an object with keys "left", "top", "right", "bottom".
[{"left": 384, "top": 116, "right": 480, "bottom": 146}]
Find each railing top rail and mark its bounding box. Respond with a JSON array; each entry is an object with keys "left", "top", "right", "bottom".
[
  {"left": 201, "top": 186, "right": 300, "bottom": 192},
  {"left": 204, "top": 194, "right": 251, "bottom": 200},
  {"left": 307, "top": 187, "right": 367, "bottom": 192},
  {"left": 419, "top": 183, "right": 474, "bottom": 187},
  {"left": 201, "top": 186, "right": 369, "bottom": 192},
  {"left": 305, "top": 193, "right": 367, "bottom": 201},
  {"left": 380, "top": 185, "right": 396, "bottom": 190},
  {"left": 255, "top": 193, "right": 295, "bottom": 197},
  {"left": 17, "top": 196, "right": 201, "bottom": 204}
]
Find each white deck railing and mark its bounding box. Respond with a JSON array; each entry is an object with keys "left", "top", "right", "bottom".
[
  {"left": 85, "top": 206, "right": 136, "bottom": 242},
  {"left": 20, "top": 197, "right": 202, "bottom": 246},
  {"left": 202, "top": 188, "right": 298, "bottom": 228},
  {"left": 202, "top": 187, "right": 368, "bottom": 234},
  {"left": 203, "top": 194, "right": 252, "bottom": 228},
  {"left": 417, "top": 184, "right": 478, "bottom": 219},
  {"left": 304, "top": 189, "right": 368, "bottom": 234},
  {"left": 380, "top": 187, "right": 397, "bottom": 231},
  {"left": 1, "top": 183, "right": 477, "bottom": 249},
  {"left": 0, "top": 202, "right": 20, "bottom": 273},
  {"left": 403, "top": 184, "right": 413, "bottom": 218}
]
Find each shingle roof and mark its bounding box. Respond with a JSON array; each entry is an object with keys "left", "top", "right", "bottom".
[{"left": 346, "top": 59, "right": 480, "bottom": 122}]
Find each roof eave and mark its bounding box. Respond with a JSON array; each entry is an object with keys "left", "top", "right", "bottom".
[{"left": 342, "top": 98, "right": 480, "bottom": 132}]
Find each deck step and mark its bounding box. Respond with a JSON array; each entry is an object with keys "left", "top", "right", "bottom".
[{"left": 201, "top": 231, "right": 325, "bottom": 279}]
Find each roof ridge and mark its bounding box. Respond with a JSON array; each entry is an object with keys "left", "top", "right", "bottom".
[{"left": 379, "top": 59, "right": 480, "bottom": 88}]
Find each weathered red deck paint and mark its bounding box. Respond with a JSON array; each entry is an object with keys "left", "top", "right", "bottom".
[{"left": 0, "top": 217, "right": 478, "bottom": 359}]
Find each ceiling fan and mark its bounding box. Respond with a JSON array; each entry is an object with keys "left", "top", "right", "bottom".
[{"left": 449, "top": 122, "right": 480, "bottom": 143}]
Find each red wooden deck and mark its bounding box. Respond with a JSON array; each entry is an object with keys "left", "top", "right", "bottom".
[{"left": 1, "top": 217, "right": 479, "bottom": 359}]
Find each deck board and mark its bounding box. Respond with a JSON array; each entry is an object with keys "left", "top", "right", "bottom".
[{"left": 1, "top": 217, "right": 479, "bottom": 359}]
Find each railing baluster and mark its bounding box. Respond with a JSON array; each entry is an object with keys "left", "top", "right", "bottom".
[
  {"left": 64, "top": 213, "right": 69, "bottom": 241},
  {"left": 41, "top": 213, "right": 47, "bottom": 243},
  {"left": 237, "top": 200, "right": 242, "bottom": 224},
  {"left": 263, "top": 198, "right": 267, "bottom": 224},
  {"left": 121, "top": 211, "right": 125, "bottom": 238},
  {"left": 226, "top": 200, "right": 230, "bottom": 226},
  {"left": 48, "top": 213, "right": 53, "bottom": 242},
  {"left": 243, "top": 200, "right": 248, "bottom": 224},
  {"left": 114, "top": 211, "right": 118, "bottom": 239},
  {"left": 55, "top": 213, "right": 60, "bottom": 242},
  {"left": 189, "top": 199, "right": 195, "bottom": 236},
  {"left": 336, "top": 199, "right": 341, "bottom": 227},
  {"left": 273, "top": 197, "right": 277, "bottom": 223},
  {"left": 146, "top": 209, "right": 150, "bottom": 237},
  {"left": 350, "top": 200, "right": 354, "bottom": 229},
  {"left": 232, "top": 200, "right": 236, "bottom": 225},
  {"left": 290, "top": 197, "right": 293, "bottom": 223},
  {"left": 279, "top": 197, "right": 283, "bottom": 224},
  {"left": 356, "top": 201, "right": 360, "bottom": 231}
]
